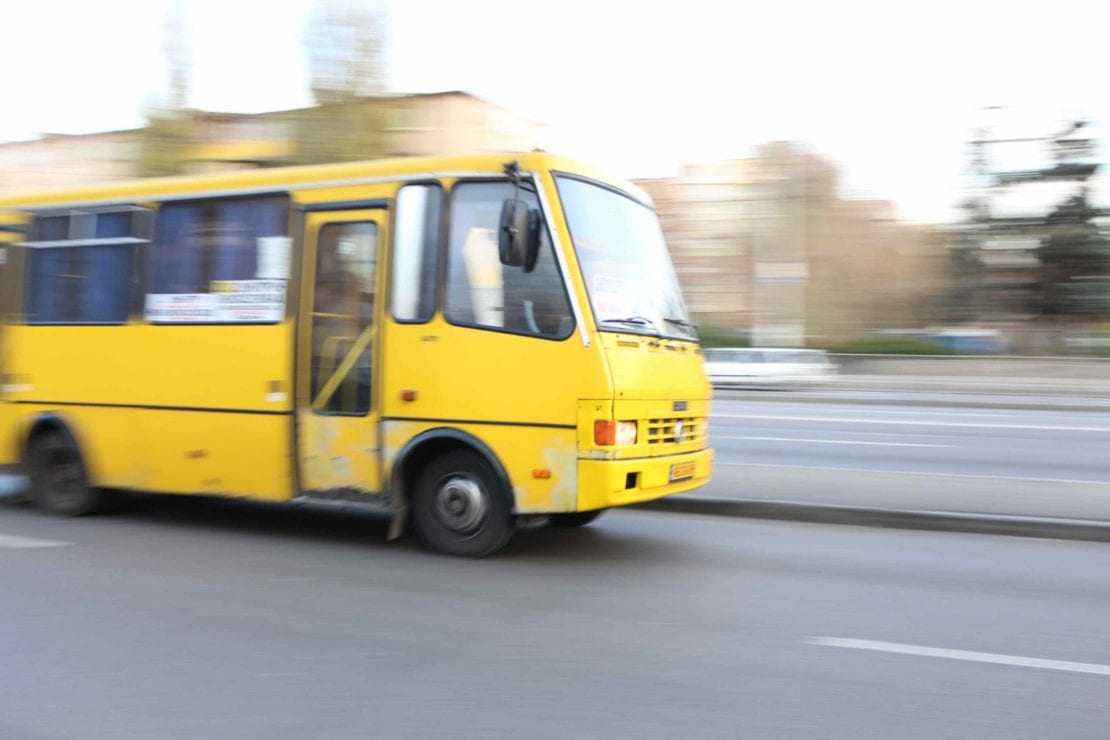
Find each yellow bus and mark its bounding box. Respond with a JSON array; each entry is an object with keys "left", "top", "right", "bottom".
[{"left": 0, "top": 152, "right": 712, "bottom": 556}]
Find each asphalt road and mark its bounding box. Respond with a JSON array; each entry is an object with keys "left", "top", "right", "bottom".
[
  {"left": 2, "top": 502, "right": 1109, "bottom": 739},
  {"left": 704, "top": 396, "right": 1110, "bottom": 521}
]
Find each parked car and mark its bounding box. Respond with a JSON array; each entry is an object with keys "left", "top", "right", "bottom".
[{"left": 703, "top": 347, "right": 838, "bottom": 389}]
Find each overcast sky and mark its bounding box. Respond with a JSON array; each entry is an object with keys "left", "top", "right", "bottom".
[{"left": 2, "top": 0, "right": 1107, "bottom": 223}]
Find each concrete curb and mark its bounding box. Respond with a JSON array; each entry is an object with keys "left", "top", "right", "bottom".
[{"left": 634, "top": 496, "right": 1110, "bottom": 543}]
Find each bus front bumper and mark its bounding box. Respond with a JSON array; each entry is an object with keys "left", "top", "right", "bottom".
[{"left": 575, "top": 447, "right": 714, "bottom": 512}]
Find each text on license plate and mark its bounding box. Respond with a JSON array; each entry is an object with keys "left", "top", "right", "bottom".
[{"left": 669, "top": 461, "right": 695, "bottom": 482}]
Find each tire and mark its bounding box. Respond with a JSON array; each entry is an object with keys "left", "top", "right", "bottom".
[
  {"left": 548, "top": 509, "right": 605, "bottom": 528},
  {"left": 411, "top": 450, "right": 514, "bottom": 557},
  {"left": 27, "top": 430, "right": 107, "bottom": 517}
]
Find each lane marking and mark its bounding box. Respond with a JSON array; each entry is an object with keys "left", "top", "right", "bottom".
[
  {"left": 809, "top": 637, "right": 1110, "bottom": 677},
  {"left": 716, "top": 413, "right": 1110, "bottom": 433},
  {"left": 0, "top": 533, "right": 73, "bottom": 549},
  {"left": 719, "top": 435, "right": 952, "bottom": 448},
  {"left": 715, "top": 460, "right": 1110, "bottom": 486}
]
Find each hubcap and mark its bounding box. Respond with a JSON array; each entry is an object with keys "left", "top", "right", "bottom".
[{"left": 433, "top": 475, "right": 488, "bottom": 534}]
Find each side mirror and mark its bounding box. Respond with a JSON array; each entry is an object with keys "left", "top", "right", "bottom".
[{"left": 498, "top": 199, "right": 541, "bottom": 272}]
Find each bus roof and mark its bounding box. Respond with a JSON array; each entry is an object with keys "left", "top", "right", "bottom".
[{"left": 0, "top": 151, "right": 653, "bottom": 211}]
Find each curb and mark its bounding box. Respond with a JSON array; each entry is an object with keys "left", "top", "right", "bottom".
[{"left": 633, "top": 496, "right": 1110, "bottom": 543}]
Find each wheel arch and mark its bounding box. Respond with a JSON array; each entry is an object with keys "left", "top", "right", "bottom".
[
  {"left": 389, "top": 427, "right": 515, "bottom": 514},
  {"left": 23, "top": 412, "right": 88, "bottom": 469}
]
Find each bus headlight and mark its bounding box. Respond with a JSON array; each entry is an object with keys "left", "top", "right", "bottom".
[{"left": 594, "top": 420, "right": 638, "bottom": 446}]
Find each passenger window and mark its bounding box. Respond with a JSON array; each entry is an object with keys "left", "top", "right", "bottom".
[
  {"left": 445, "top": 181, "right": 572, "bottom": 339},
  {"left": 24, "top": 208, "right": 148, "bottom": 324},
  {"left": 146, "top": 195, "right": 290, "bottom": 323},
  {"left": 391, "top": 184, "right": 442, "bottom": 322}
]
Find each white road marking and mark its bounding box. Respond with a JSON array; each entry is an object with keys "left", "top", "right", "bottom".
[
  {"left": 715, "top": 460, "right": 1110, "bottom": 486},
  {"left": 809, "top": 637, "right": 1110, "bottom": 677},
  {"left": 0, "top": 533, "right": 73, "bottom": 549},
  {"left": 716, "top": 412, "right": 1110, "bottom": 433},
  {"left": 720, "top": 435, "right": 951, "bottom": 448}
]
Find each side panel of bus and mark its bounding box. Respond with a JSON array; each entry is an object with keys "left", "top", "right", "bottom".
[
  {"left": 0, "top": 219, "right": 27, "bottom": 468},
  {"left": 379, "top": 177, "right": 612, "bottom": 514},
  {"left": 4, "top": 197, "right": 297, "bottom": 500}
]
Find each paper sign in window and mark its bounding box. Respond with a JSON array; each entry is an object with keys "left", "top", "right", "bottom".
[{"left": 256, "top": 236, "right": 293, "bottom": 280}]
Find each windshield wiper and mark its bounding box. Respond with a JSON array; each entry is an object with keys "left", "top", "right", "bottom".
[
  {"left": 663, "top": 317, "right": 697, "bottom": 332},
  {"left": 600, "top": 316, "right": 660, "bottom": 333}
]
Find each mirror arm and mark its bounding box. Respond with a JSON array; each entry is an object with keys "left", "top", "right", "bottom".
[{"left": 501, "top": 159, "right": 524, "bottom": 251}]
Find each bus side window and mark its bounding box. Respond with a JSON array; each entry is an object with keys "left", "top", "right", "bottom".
[
  {"left": 391, "top": 184, "right": 442, "bottom": 323},
  {"left": 24, "top": 210, "right": 141, "bottom": 325},
  {"left": 445, "top": 181, "right": 572, "bottom": 339},
  {"left": 146, "top": 195, "right": 289, "bottom": 324}
]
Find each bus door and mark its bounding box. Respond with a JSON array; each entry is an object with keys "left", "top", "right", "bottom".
[{"left": 296, "top": 209, "right": 386, "bottom": 499}]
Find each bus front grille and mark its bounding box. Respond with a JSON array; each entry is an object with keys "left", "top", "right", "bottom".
[{"left": 645, "top": 417, "right": 706, "bottom": 445}]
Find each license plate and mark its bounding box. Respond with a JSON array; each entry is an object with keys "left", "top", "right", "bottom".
[{"left": 669, "top": 461, "right": 695, "bottom": 482}]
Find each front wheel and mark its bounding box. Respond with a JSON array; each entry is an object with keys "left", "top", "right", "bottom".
[
  {"left": 411, "top": 450, "right": 514, "bottom": 557},
  {"left": 548, "top": 509, "right": 606, "bottom": 528}
]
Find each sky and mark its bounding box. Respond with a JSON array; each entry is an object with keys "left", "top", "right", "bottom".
[{"left": 2, "top": 0, "right": 1108, "bottom": 224}]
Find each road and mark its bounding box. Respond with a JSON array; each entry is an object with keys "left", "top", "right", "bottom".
[
  {"left": 1, "top": 501, "right": 1108, "bottom": 739},
  {"left": 704, "top": 395, "right": 1110, "bottom": 521}
]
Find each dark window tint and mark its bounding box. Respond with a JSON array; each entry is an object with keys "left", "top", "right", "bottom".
[
  {"left": 150, "top": 196, "right": 288, "bottom": 295},
  {"left": 24, "top": 208, "right": 147, "bottom": 325},
  {"left": 96, "top": 211, "right": 131, "bottom": 239},
  {"left": 35, "top": 216, "right": 70, "bottom": 241},
  {"left": 26, "top": 245, "right": 133, "bottom": 323}
]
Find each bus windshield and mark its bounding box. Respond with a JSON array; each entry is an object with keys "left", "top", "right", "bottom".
[{"left": 555, "top": 175, "right": 697, "bottom": 341}]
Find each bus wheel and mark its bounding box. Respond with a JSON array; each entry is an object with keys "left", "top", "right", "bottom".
[
  {"left": 412, "top": 450, "right": 514, "bottom": 557},
  {"left": 548, "top": 510, "right": 606, "bottom": 528},
  {"left": 27, "top": 431, "right": 106, "bottom": 517}
]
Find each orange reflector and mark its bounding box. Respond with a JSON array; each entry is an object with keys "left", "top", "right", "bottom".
[
  {"left": 594, "top": 420, "right": 616, "bottom": 446},
  {"left": 401, "top": 390, "right": 417, "bottom": 402},
  {"left": 532, "top": 469, "right": 552, "bottom": 479}
]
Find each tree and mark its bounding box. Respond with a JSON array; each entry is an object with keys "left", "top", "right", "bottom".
[
  {"left": 135, "top": 0, "right": 196, "bottom": 177},
  {"left": 291, "top": 1, "right": 389, "bottom": 165},
  {"left": 1036, "top": 188, "right": 1110, "bottom": 317},
  {"left": 949, "top": 116, "right": 1107, "bottom": 331}
]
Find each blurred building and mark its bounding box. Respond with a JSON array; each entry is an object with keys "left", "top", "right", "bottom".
[
  {"left": 638, "top": 143, "right": 944, "bottom": 346},
  {"left": 0, "top": 91, "right": 543, "bottom": 194},
  {"left": 0, "top": 130, "right": 138, "bottom": 196}
]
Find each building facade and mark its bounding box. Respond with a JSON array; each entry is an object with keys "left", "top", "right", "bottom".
[
  {"left": 637, "top": 143, "right": 943, "bottom": 346},
  {"left": 0, "top": 91, "right": 544, "bottom": 195}
]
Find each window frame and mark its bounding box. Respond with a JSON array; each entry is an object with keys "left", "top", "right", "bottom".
[
  {"left": 22, "top": 205, "right": 151, "bottom": 326},
  {"left": 441, "top": 177, "right": 576, "bottom": 342},
  {"left": 389, "top": 181, "right": 444, "bottom": 325},
  {"left": 144, "top": 192, "right": 292, "bottom": 327},
  {"left": 554, "top": 171, "right": 699, "bottom": 343},
  {"left": 309, "top": 219, "right": 380, "bottom": 418}
]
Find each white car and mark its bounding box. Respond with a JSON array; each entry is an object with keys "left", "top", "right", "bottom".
[{"left": 703, "top": 347, "right": 838, "bottom": 389}]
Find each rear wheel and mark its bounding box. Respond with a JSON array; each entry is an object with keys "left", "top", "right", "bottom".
[
  {"left": 411, "top": 450, "right": 514, "bottom": 557},
  {"left": 548, "top": 509, "right": 605, "bottom": 528},
  {"left": 27, "top": 430, "right": 107, "bottom": 517}
]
